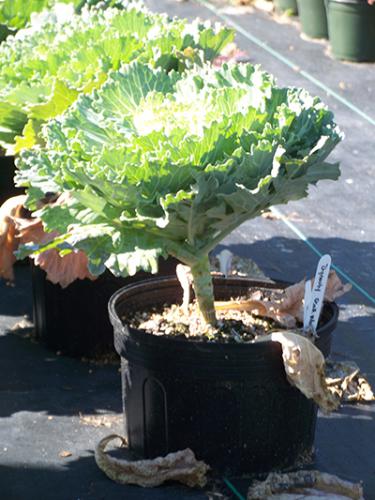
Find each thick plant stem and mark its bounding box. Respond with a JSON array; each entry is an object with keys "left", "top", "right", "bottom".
[{"left": 190, "top": 255, "right": 217, "bottom": 327}]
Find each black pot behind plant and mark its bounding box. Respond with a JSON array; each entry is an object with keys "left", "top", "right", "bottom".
[
  {"left": 0, "top": 155, "right": 23, "bottom": 205},
  {"left": 32, "top": 257, "right": 179, "bottom": 358},
  {"left": 109, "top": 276, "right": 338, "bottom": 476}
]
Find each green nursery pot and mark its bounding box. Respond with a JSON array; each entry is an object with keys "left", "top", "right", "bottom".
[
  {"left": 297, "top": 0, "right": 328, "bottom": 38},
  {"left": 327, "top": 0, "right": 375, "bottom": 61},
  {"left": 274, "top": 0, "right": 298, "bottom": 15}
]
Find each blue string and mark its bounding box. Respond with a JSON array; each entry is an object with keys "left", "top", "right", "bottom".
[
  {"left": 197, "top": 0, "right": 375, "bottom": 128},
  {"left": 270, "top": 207, "right": 375, "bottom": 305},
  {"left": 223, "top": 477, "right": 246, "bottom": 500}
]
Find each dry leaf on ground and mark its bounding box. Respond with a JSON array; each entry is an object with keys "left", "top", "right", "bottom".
[
  {"left": 247, "top": 470, "right": 364, "bottom": 499},
  {"left": 59, "top": 450, "right": 72, "bottom": 458},
  {"left": 256, "top": 332, "right": 339, "bottom": 412},
  {"left": 326, "top": 360, "right": 375, "bottom": 404},
  {"left": 261, "top": 210, "right": 302, "bottom": 222},
  {"left": 10, "top": 318, "right": 33, "bottom": 331},
  {"left": 95, "top": 434, "right": 209, "bottom": 488}
]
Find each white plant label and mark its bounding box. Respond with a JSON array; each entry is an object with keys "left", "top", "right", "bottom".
[{"left": 305, "top": 254, "right": 332, "bottom": 333}]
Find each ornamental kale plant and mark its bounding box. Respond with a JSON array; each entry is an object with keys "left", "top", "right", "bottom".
[
  {"left": 17, "top": 62, "right": 342, "bottom": 326},
  {"left": 0, "top": 3, "right": 233, "bottom": 153},
  {"left": 0, "top": 0, "right": 83, "bottom": 31},
  {"left": 0, "top": 0, "right": 148, "bottom": 32}
]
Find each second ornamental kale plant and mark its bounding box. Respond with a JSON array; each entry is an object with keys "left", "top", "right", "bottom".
[
  {"left": 17, "top": 61, "right": 342, "bottom": 327},
  {"left": 0, "top": 3, "right": 233, "bottom": 153}
]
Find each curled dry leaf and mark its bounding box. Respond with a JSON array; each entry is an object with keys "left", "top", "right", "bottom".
[
  {"left": 0, "top": 194, "right": 95, "bottom": 287},
  {"left": 0, "top": 195, "right": 27, "bottom": 280},
  {"left": 33, "top": 247, "right": 94, "bottom": 288},
  {"left": 324, "top": 272, "right": 352, "bottom": 302},
  {"left": 261, "top": 210, "right": 302, "bottom": 222},
  {"left": 256, "top": 332, "right": 339, "bottom": 413},
  {"left": 16, "top": 193, "right": 95, "bottom": 287},
  {"left": 326, "top": 360, "right": 375, "bottom": 404},
  {"left": 95, "top": 434, "right": 209, "bottom": 488},
  {"left": 247, "top": 470, "right": 364, "bottom": 499},
  {"left": 215, "top": 298, "right": 297, "bottom": 328},
  {"left": 59, "top": 450, "right": 72, "bottom": 458},
  {"left": 215, "top": 271, "right": 351, "bottom": 328},
  {"left": 278, "top": 271, "right": 352, "bottom": 324},
  {"left": 16, "top": 216, "right": 94, "bottom": 288}
]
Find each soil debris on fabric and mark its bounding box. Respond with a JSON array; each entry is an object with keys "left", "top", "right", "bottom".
[
  {"left": 79, "top": 413, "right": 122, "bottom": 429},
  {"left": 80, "top": 352, "right": 119, "bottom": 366}
]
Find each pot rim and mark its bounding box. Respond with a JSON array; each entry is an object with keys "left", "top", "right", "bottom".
[{"left": 109, "top": 275, "right": 339, "bottom": 349}]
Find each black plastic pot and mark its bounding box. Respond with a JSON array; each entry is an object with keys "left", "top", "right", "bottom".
[
  {"left": 31, "top": 257, "right": 178, "bottom": 358},
  {"left": 327, "top": 0, "right": 375, "bottom": 61},
  {"left": 109, "top": 276, "right": 338, "bottom": 476},
  {"left": 0, "top": 155, "right": 23, "bottom": 205}
]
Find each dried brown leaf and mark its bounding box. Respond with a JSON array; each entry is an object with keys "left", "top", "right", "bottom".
[
  {"left": 0, "top": 193, "right": 94, "bottom": 286},
  {"left": 15, "top": 217, "right": 47, "bottom": 245},
  {"left": 0, "top": 195, "right": 27, "bottom": 280},
  {"left": 261, "top": 210, "right": 302, "bottom": 222},
  {"left": 326, "top": 360, "right": 375, "bottom": 404},
  {"left": 10, "top": 318, "right": 33, "bottom": 331},
  {"left": 247, "top": 470, "right": 364, "bottom": 499},
  {"left": 279, "top": 271, "right": 352, "bottom": 322},
  {"left": 213, "top": 271, "right": 351, "bottom": 329},
  {"left": 59, "top": 450, "right": 72, "bottom": 458},
  {"left": 324, "top": 272, "right": 352, "bottom": 302},
  {"left": 256, "top": 332, "right": 339, "bottom": 412},
  {"left": 11, "top": 195, "right": 96, "bottom": 288},
  {"left": 33, "top": 248, "right": 95, "bottom": 288},
  {"left": 95, "top": 434, "right": 209, "bottom": 488}
]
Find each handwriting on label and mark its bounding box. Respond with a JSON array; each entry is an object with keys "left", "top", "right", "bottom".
[
  {"left": 305, "top": 255, "right": 331, "bottom": 333},
  {"left": 303, "top": 280, "right": 312, "bottom": 331}
]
